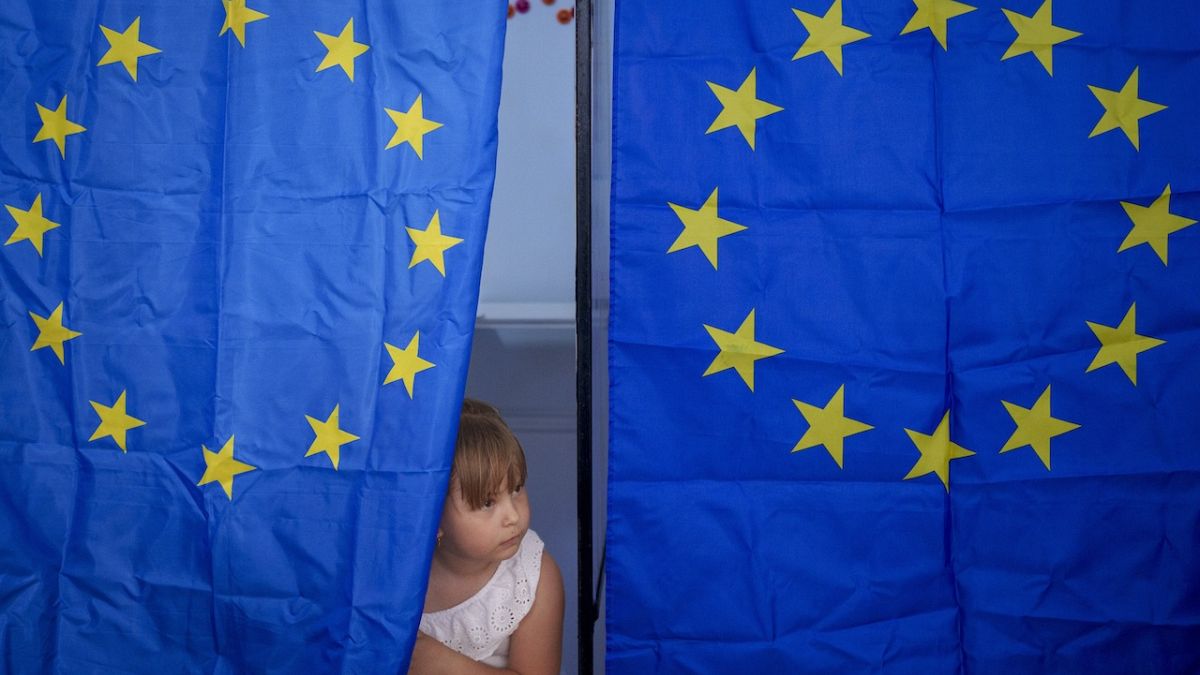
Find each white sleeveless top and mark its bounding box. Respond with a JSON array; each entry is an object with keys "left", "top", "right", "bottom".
[{"left": 420, "top": 529, "right": 544, "bottom": 667}]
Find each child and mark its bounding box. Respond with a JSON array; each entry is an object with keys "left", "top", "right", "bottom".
[{"left": 409, "top": 398, "right": 564, "bottom": 675}]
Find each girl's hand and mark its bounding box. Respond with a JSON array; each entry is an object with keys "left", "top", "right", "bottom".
[
  {"left": 409, "top": 632, "right": 522, "bottom": 675},
  {"left": 407, "top": 633, "right": 445, "bottom": 675}
]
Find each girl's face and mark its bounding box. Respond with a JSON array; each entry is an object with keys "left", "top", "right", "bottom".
[{"left": 438, "top": 477, "right": 530, "bottom": 564}]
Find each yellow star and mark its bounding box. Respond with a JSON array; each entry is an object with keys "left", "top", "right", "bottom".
[
  {"left": 1000, "top": 385, "right": 1079, "bottom": 470},
  {"left": 220, "top": 0, "right": 268, "bottom": 48},
  {"left": 97, "top": 17, "right": 161, "bottom": 81},
  {"left": 666, "top": 187, "right": 746, "bottom": 269},
  {"left": 305, "top": 404, "right": 360, "bottom": 470},
  {"left": 703, "top": 309, "right": 784, "bottom": 391},
  {"left": 1086, "top": 303, "right": 1164, "bottom": 385},
  {"left": 903, "top": 411, "right": 975, "bottom": 491},
  {"left": 792, "top": 0, "right": 871, "bottom": 76},
  {"left": 33, "top": 96, "right": 87, "bottom": 159},
  {"left": 314, "top": 18, "right": 370, "bottom": 82},
  {"left": 1000, "top": 0, "right": 1081, "bottom": 76},
  {"left": 1088, "top": 68, "right": 1167, "bottom": 151},
  {"left": 791, "top": 384, "right": 874, "bottom": 468},
  {"left": 407, "top": 211, "right": 463, "bottom": 276},
  {"left": 198, "top": 436, "right": 256, "bottom": 500},
  {"left": 705, "top": 68, "right": 783, "bottom": 150},
  {"left": 5, "top": 194, "right": 61, "bottom": 256},
  {"left": 1119, "top": 184, "right": 1196, "bottom": 265},
  {"left": 29, "top": 302, "right": 82, "bottom": 365},
  {"left": 900, "top": 0, "right": 976, "bottom": 50},
  {"left": 88, "top": 390, "right": 146, "bottom": 452},
  {"left": 385, "top": 94, "right": 443, "bottom": 159},
  {"left": 384, "top": 332, "right": 436, "bottom": 398}
]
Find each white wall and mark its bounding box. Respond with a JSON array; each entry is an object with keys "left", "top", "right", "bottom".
[{"left": 479, "top": 4, "right": 577, "bottom": 311}]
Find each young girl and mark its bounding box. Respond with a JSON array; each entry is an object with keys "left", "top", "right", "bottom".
[{"left": 409, "top": 398, "right": 564, "bottom": 675}]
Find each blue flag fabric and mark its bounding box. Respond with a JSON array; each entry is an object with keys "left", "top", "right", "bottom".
[
  {"left": 0, "top": 1, "right": 505, "bottom": 672},
  {"left": 607, "top": 1, "right": 1200, "bottom": 672}
]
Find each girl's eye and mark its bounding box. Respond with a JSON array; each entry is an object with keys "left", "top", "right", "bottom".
[
  {"left": 482, "top": 498, "right": 495, "bottom": 510},
  {"left": 512, "top": 485, "right": 523, "bottom": 495}
]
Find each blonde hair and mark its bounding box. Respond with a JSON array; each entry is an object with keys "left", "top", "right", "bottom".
[{"left": 453, "top": 398, "right": 528, "bottom": 509}]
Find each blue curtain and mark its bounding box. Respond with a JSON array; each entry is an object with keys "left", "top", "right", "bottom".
[
  {"left": 608, "top": 1, "right": 1200, "bottom": 672},
  {"left": 0, "top": 1, "right": 505, "bottom": 671}
]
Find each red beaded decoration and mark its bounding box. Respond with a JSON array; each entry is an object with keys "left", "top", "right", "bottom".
[
  {"left": 515, "top": 0, "right": 530, "bottom": 13},
  {"left": 557, "top": 8, "right": 574, "bottom": 24}
]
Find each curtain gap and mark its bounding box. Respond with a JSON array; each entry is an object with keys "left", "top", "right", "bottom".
[{"left": 574, "top": 0, "right": 595, "bottom": 673}]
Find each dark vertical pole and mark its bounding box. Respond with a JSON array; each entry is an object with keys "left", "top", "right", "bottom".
[{"left": 574, "top": 0, "right": 595, "bottom": 672}]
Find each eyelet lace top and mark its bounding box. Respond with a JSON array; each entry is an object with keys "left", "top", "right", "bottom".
[{"left": 420, "top": 529, "right": 544, "bottom": 667}]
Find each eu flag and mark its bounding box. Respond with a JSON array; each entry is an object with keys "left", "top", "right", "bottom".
[
  {"left": 607, "top": 0, "right": 1200, "bottom": 672},
  {"left": 0, "top": 1, "right": 505, "bottom": 671}
]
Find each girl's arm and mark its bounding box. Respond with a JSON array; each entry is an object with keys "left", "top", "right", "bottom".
[
  {"left": 408, "top": 550, "right": 564, "bottom": 675},
  {"left": 506, "top": 549, "right": 564, "bottom": 675}
]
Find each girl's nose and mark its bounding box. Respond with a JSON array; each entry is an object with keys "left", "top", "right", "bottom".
[{"left": 500, "top": 496, "right": 519, "bottom": 525}]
